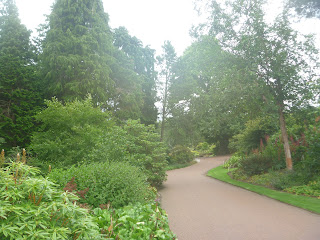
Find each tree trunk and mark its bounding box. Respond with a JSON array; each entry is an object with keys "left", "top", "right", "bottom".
[
  {"left": 160, "top": 74, "right": 169, "bottom": 142},
  {"left": 278, "top": 104, "right": 293, "bottom": 170}
]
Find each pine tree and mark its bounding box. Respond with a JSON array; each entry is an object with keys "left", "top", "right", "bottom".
[
  {"left": 40, "top": 0, "right": 114, "bottom": 104},
  {"left": 113, "top": 27, "right": 158, "bottom": 124},
  {"left": 0, "top": 0, "right": 42, "bottom": 148}
]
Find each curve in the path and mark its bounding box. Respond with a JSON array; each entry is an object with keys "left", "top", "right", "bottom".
[{"left": 159, "top": 156, "right": 320, "bottom": 240}]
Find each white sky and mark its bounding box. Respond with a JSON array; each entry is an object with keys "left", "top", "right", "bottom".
[{"left": 15, "top": 0, "right": 320, "bottom": 56}]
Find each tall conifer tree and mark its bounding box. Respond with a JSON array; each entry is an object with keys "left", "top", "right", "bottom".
[
  {"left": 40, "top": 0, "right": 114, "bottom": 104},
  {"left": 0, "top": 0, "right": 41, "bottom": 148},
  {"left": 113, "top": 27, "right": 158, "bottom": 124}
]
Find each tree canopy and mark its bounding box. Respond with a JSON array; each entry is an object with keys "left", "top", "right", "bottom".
[{"left": 288, "top": 0, "right": 320, "bottom": 18}]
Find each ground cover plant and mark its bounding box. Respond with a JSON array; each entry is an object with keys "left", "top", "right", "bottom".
[
  {"left": 93, "top": 203, "right": 176, "bottom": 239},
  {"left": 0, "top": 160, "right": 175, "bottom": 239},
  {"left": 0, "top": 161, "right": 103, "bottom": 240}
]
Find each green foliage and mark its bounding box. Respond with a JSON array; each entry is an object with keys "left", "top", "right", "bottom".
[
  {"left": 229, "top": 116, "right": 278, "bottom": 153},
  {"left": 301, "top": 117, "right": 320, "bottom": 176},
  {"left": 30, "top": 98, "right": 167, "bottom": 187},
  {"left": 168, "top": 145, "right": 194, "bottom": 164},
  {"left": 0, "top": 161, "right": 102, "bottom": 239},
  {"left": 92, "top": 203, "right": 176, "bottom": 239},
  {"left": 168, "top": 36, "right": 264, "bottom": 154},
  {"left": 30, "top": 97, "right": 113, "bottom": 167},
  {"left": 49, "top": 161, "right": 155, "bottom": 208},
  {"left": 195, "top": 142, "right": 216, "bottom": 157}
]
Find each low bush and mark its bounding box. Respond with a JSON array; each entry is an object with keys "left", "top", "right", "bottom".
[
  {"left": 248, "top": 172, "right": 274, "bottom": 187},
  {"left": 284, "top": 180, "right": 320, "bottom": 198},
  {"left": 168, "top": 145, "right": 194, "bottom": 164},
  {"left": 238, "top": 153, "right": 273, "bottom": 176},
  {"left": 223, "top": 154, "right": 242, "bottom": 169},
  {"left": 0, "top": 161, "right": 102, "bottom": 240},
  {"left": 92, "top": 203, "right": 176, "bottom": 239},
  {"left": 48, "top": 161, "right": 155, "bottom": 208}
]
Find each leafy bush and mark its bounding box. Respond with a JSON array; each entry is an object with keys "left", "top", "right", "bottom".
[
  {"left": 168, "top": 145, "right": 194, "bottom": 164},
  {"left": 239, "top": 153, "right": 273, "bottom": 176},
  {"left": 195, "top": 142, "right": 216, "bottom": 157},
  {"left": 30, "top": 97, "right": 113, "bottom": 167},
  {"left": 0, "top": 161, "right": 102, "bottom": 239},
  {"left": 300, "top": 117, "right": 320, "bottom": 176},
  {"left": 92, "top": 203, "right": 176, "bottom": 239},
  {"left": 49, "top": 161, "right": 155, "bottom": 208},
  {"left": 269, "top": 170, "right": 309, "bottom": 190},
  {"left": 223, "top": 154, "right": 242, "bottom": 169}
]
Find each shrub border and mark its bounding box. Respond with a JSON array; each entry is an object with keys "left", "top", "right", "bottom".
[{"left": 207, "top": 166, "right": 320, "bottom": 214}]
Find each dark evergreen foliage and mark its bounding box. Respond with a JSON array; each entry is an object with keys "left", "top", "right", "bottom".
[{"left": 0, "top": 0, "right": 42, "bottom": 149}]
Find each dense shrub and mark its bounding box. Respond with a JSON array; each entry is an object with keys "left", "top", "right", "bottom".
[
  {"left": 168, "top": 145, "right": 194, "bottom": 164},
  {"left": 194, "top": 142, "right": 216, "bottom": 157},
  {"left": 89, "top": 120, "right": 168, "bottom": 187},
  {"left": 239, "top": 153, "right": 273, "bottom": 176},
  {"left": 30, "top": 97, "right": 113, "bottom": 167},
  {"left": 269, "top": 170, "right": 308, "bottom": 190},
  {"left": 0, "top": 162, "right": 102, "bottom": 239},
  {"left": 93, "top": 203, "right": 176, "bottom": 239},
  {"left": 49, "top": 161, "right": 155, "bottom": 208},
  {"left": 229, "top": 116, "right": 278, "bottom": 153}
]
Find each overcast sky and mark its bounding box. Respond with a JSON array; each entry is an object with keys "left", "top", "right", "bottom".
[
  {"left": 15, "top": 0, "right": 319, "bottom": 56},
  {"left": 15, "top": 0, "right": 200, "bottom": 56}
]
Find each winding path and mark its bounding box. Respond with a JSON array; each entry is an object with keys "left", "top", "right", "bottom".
[{"left": 159, "top": 156, "right": 320, "bottom": 240}]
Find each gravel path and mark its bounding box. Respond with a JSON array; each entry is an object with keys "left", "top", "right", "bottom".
[{"left": 159, "top": 156, "right": 320, "bottom": 240}]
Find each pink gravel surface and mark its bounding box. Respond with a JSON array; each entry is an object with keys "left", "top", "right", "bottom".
[{"left": 159, "top": 156, "right": 320, "bottom": 240}]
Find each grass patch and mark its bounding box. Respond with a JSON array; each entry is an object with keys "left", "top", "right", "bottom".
[
  {"left": 166, "top": 160, "right": 197, "bottom": 171},
  {"left": 207, "top": 166, "right": 320, "bottom": 214}
]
